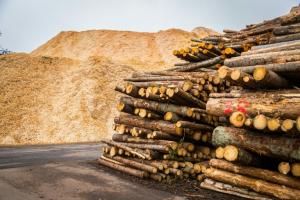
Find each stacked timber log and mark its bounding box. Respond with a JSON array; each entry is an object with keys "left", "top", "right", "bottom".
[{"left": 98, "top": 5, "right": 300, "bottom": 199}]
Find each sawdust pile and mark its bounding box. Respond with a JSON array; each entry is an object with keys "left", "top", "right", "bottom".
[
  {"left": 0, "top": 28, "right": 217, "bottom": 145},
  {"left": 32, "top": 28, "right": 218, "bottom": 70}
]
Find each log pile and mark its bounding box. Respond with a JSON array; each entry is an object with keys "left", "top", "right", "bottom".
[{"left": 98, "top": 5, "right": 300, "bottom": 199}]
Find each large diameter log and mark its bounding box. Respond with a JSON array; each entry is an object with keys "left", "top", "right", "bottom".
[
  {"left": 235, "top": 61, "right": 300, "bottom": 74},
  {"left": 206, "top": 91, "right": 300, "bottom": 118},
  {"left": 253, "top": 67, "right": 289, "bottom": 88},
  {"left": 120, "top": 96, "right": 194, "bottom": 118},
  {"left": 212, "top": 126, "right": 300, "bottom": 161},
  {"left": 224, "top": 49, "right": 300, "bottom": 67},
  {"left": 114, "top": 114, "right": 183, "bottom": 136},
  {"left": 98, "top": 158, "right": 148, "bottom": 178},
  {"left": 270, "top": 32, "right": 300, "bottom": 43},
  {"left": 209, "top": 159, "right": 300, "bottom": 190},
  {"left": 204, "top": 167, "right": 300, "bottom": 200}
]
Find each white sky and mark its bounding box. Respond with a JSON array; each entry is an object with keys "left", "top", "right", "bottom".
[{"left": 0, "top": 0, "right": 298, "bottom": 52}]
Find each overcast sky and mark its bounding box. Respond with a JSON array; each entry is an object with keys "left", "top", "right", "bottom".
[{"left": 0, "top": 0, "right": 298, "bottom": 52}]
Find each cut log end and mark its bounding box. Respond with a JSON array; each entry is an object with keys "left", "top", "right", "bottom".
[
  {"left": 253, "top": 114, "right": 267, "bottom": 130},
  {"left": 291, "top": 163, "right": 300, "bottom": 177},
  {"left": 253, "top": 67, "right": 267, "bottom": 81},
  {"left": 229, "top": 111, "right": 246, "bottom": 128},
  {"left": 267, "top": 118, "right": 280, "bottom": 131},
  {"left": 223, "top": 145, "right": 239, "bottom": 162},
  {"left": 278, "top": 162, "right": 291, "bottom": 175}
]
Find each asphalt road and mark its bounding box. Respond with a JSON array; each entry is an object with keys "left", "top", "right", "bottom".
[{"left": 0, "top": 143, "right": 186, "bottom": 200}]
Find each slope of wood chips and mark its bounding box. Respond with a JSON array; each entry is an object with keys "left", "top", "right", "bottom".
[{"left": 0, "top": 28, "right": 217, "bottom": 145}]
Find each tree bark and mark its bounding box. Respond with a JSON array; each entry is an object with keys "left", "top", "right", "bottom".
[
  {"left": 200, "top": 178, "right": 273, "bottom": 200},
  {"left": 270, "top": 32, "right": 300, "bottom": 43},
  {"left": 206, "top": 90, "right": 300, "bottom": 118},
  {"left": 209, "top": 159, "right": 300, "bottom": 190},
  {"left": 212, "top": 126, "right": 300, "bottom": 161},
  {"left": 120, "top": 96, "right": 195, "bottom": 118},
  {"left": 204, "top": 167, "right": 300, "bottom": 200},
  {"left": 111, "top": 156, "right": 158, "bottom": 173},
  {"left": 166, "top": 56, "right": 224, "bottom": 72},
  {"left": 175, "top": 120, "right": 214, "bottom": 131},
  {"left": 114, "top": 114, "right": 183, "bottom": 136},
  {"left": 235, "top": 61, "right": 300, "bottom": 76},
  {"left": 224, "top": 50, "right": 300, "bottom": 67},
  {"left": 98, "top": 158, "right": 148, "bottom": 178},
  {"left": 253, "top": 67, "right": 289, "bottom": 88}
]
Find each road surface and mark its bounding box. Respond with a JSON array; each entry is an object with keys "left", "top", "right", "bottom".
[{"left": 0, "top": 143, "right": 186, "bottom": 200}]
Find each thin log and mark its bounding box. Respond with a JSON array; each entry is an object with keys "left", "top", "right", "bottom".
[
  {"left": 114, "top": 114, "right": 183, "bottom": 136},
  {"left": 98, "top": 158, "right": 148, "bottom": 178},
  {"left": 101, "top": 139, "right": 149, "bottom": 159},
  {"left": 120, "top": 96, "right": 194, "bottom": 118},
  {"left": 176, "top": 120, "right": 214, "bottom": 131},
  {"left": 224, "top": 49, "right": 300, "bottom": 67},
  {"left": 111, "top": 156, "right": 157, "bottom": 173},
  {"left": 166, "top": 56, "right": 224, "bottom": 72}
]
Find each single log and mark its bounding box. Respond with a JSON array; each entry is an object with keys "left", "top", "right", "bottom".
[
  {"left": 131, "top": 127, "right": 152, "bottom": 137},
  {"left": 278, "top": 162, "right": 291, "bottom": 175},
  {"left": 253, "top": 114, "right": 267, "bottom": 130},
  {"left": 151, "top": 131, "right": 179, "bottom": 141},
  {"left": 117, "top": 102, "right": 134, "bottom": 114},
  {"left": 224, "top": 49, "right": 300, "bottom": 67},
  {"left": 243, "top": 40, "right": 300, "bottom": 55},
  {"left": 111, "top": 156, "right": 157, "bottom": 173},
  {"left": 212, "top": 126, "right": 300, "bottom": 161},
  {"left": 164, "top": 112, "right": 182, "bottom": 123},
  {"left": 112, "top": 134, "right": 175, "bottom": 145},
  {"left": 166, "top": 56, "right": 224, "bottom": 72},
  {"left": 113, "top": 142, "right": 168, "bottom": 153},
  {"left": 267, "top": 118, "right": 281, "bottom": 131},
  {"left": 235, "top": 61, "right": 300, "bottom": 74},
  {"left": 297, "top": 116, "right": 300, "bottom": 132},
  {"left": 215, "top": 147, "right": 225, "bottom": 159},
  {"left": 200, "top": 178, "right": 273, "bottom": 200},
  {"left": 223, "top": 145, "right": 260, "bottom": 166},
  {"left": 114, "top": 114, "right": 183, "bottom": 136},
  {"left": 98, "top": 158, "right": 148, "bottom": 178},
  {"left": 120, "top": 96, "right": 194, "bottom": 118},
  {"left": 229, "top": 111, "right": 246, "bottom": 128},
  {"left": 124, "top": 76, "right": 186, "bottom": 82},
  {"left": 281, "top": 119, "right": 296, "bottom": 133},
  {"left": 270, "top": 32, "right": 300, "bottom": 43},
  {"left": 101, "top": 139, "right": 149, "bottom": 159},
  {"left": 101, "top": 155, "right": 124, "bottom": 165},
  {"left": 176, "top": 121, "right": 214, "bottom": 131},
  {"left": 253, "top": 67, "right": 289, "bottom": 88},
  {"left": 206, "top": 90, "right": 300, "bottom": 118},
  {"left": 210, "top": 159, "right": 300, "bottom": 190},
  {"left": 204, "top": 167, "right": 300, "bottom": 199},
  {"left": 291, "top": 163, "right": 300, "bottom": 177},
  {"left": 174, "top": 87, "right": 206, "bottom": 108}
]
